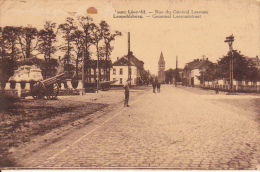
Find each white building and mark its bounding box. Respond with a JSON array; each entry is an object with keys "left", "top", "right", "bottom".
[{"left": 110, "top": 52, "right": 144, "bottom": 85}]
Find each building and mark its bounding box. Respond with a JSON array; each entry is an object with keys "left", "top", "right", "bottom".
[
  {"left": 183, "top": 58, "right": 213, "bottom": 86},
  {"left": 158, "top": 52, "right": 165, "bottom": 83},
  {"left": 84, "top": 59, "right": 112, "bottom": 83},
  {"left": 110, "top": 52, "right": 144, "bottom": 85}
]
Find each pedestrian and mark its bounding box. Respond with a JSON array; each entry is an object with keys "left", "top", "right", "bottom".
[
  {"left": 123, "top": 78, "right": 130, "bottom": 107},
  {"left": 152, "top": 81, "right": 156, "bottom": 93},
  {"left": 215, "top": 84, "right": 219, "bottom": 94},
  {"left": 157, "top": 82, "right": 161, "bottom": 93}
]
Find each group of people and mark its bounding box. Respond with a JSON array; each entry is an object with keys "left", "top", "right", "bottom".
[{"left": 152, "top": 82, "right": 161, "bottom": 93}]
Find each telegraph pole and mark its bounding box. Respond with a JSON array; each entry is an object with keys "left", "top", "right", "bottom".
[
  {"left": 224, "top": 34, "right": 234, "bottom": 94},
  {"left": 128, "top": 32, "right": 131, "bottom": 85},
  {"left": 175, "top": 55, "right": 178, "bottom": 87}
]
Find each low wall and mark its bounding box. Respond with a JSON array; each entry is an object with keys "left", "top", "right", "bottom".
[{"left": 0, "top": 80, "right": 82, "bottom": 98}]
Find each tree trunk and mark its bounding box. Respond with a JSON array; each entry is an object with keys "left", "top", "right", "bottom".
[{"left": 76, "top": 53, "right": 79, "bottom": 81}]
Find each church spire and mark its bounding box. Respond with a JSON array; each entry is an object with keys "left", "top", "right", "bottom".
[{"left": 159, "top": 51, "right": 164, "bottom": 63}]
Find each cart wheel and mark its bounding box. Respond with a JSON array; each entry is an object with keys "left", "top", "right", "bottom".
[
  {"left": 31, "top": 82, "right": 45, "bottom": 99},
  {"left": 46, "top": 83, "right": 59, "bottom": 99}
]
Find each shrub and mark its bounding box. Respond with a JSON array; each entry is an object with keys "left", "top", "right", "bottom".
[{"left": 0, "top": 92, "right": 20, "bottom": 112}]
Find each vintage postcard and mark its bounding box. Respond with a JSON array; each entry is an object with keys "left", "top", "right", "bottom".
[{"left": 0, "top": 0, "right": 260, "bottom": 170}]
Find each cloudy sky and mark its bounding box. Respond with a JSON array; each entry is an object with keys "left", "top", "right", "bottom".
[{"left": 1, "top": 0, "right": 259, "bottom": 75}]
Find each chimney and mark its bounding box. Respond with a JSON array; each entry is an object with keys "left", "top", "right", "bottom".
[
  {"left": 256, "top": 55, "right": 259, "bottom": 59},
  {"left": 206, "top": 58, "right": 208, "bottom": 60},
  {"left": 117, "top": 57, "right": 119, "bottom": 60}
]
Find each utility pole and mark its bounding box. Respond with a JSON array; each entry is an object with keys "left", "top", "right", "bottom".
[
  {"left": 224, "top": 34, "right": 234, "bottom": 94},
  {"left": 175, "top": 55, "right": 178, "bottom": 87},
  {"left": 128, "top": 32, "right": 131, "bottom": 85}
]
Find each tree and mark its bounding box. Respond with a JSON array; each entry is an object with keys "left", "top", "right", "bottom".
[
  {"left": 71, "top": 29, "right": 84, "bottom": 80},
  {"left": 77, "top": 15, "right": 94, "bottom": 82},
  {"left": 165, "top": 68, "right": 182, "bottom": 84},
  {"left": 58, "top": 17, "right": 77, "bottom": 77},
  {"left": 90, "top": 22, "right": 103, "bottom": 84},
  {"left": 2, "top": 26, "right": 20, "bottom": 60},
  {"left": 17, "top": 25, "right": 39, "bottom": 59},
  {"left": 0, "top": 27, "right": 6, "bottom": 59},
  {"left": 38, "top": 21, "right": 57, "bottom": 78},
  {"left": 165, "top": 68, "right": 174, "bottom": 84},
  {"left": 0, "top": 26, "right": 19, "bottom": 83},
  {"left": 103, "top": 27, "right": 121, "bottom": 81},
  {"left": 216, "top": 50, "right": 258, "bottom": 82},
  {"left": 197, "top": 63, "right": 216, "bottom": 84}
]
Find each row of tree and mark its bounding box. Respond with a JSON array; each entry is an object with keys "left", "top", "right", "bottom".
[
  {"left": 197, "top": 50, "right": 260, "bottom": 83},
  {"left": 0, "top": 15, "right": 121, "bottom": 82}
]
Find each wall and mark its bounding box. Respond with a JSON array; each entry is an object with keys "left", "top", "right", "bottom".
[{"left": 110, "top": 66, "right": 138, "bottom": 85}]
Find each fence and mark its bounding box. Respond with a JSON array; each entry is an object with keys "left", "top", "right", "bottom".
[{"left": 200, "top": 82, "right": 260, "bottom": 93}]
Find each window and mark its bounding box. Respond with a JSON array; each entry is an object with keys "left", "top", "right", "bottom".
[
  {"left": 113, "top": 68, "right": 116, "bottom": 75},
  {"left": 120, "top": 78, "right": 123, "bottom": 84},
  {"left": 120, "top": 68, "right": 123, "bottom": 75}
]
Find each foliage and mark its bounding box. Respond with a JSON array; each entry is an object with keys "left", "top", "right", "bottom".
[
  {"left": 0, "top": 58, "right": 16, "bottom": 83},
  {"left": 0, "top": 92, "right": 20, "bottom": 109},
  {"left": 38, "top": 21, "right": 58, "bottom": 78},
  {"left": 2, "top": 26, "right": 20, "bottom": 60},
  {"left": 165, "top": 68, "right": 182, "bottom": 84},
  {"left": 217, "top": 50, "right": 258, "bottom": 82},
  {"left": 17, "top": 25, "right": 39, "bottom": 59},
  {"left": 1, "top": 15, "right": 122, "bottom": 82},
  {"left": 197, "top": 63, "right": 217, "bottom": 83}
]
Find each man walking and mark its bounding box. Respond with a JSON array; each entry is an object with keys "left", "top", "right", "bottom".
[
  {"left": 157, "top": 82, "right": 161, "bottom": 93},
  {"left": 152, "top": 81, "right": 157, "bottom": 93},
  {"left": 123, "top": 78, "right": 130, "bottom": 107}
]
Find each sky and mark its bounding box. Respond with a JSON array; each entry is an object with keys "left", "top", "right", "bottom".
[{"left": 0, "top": 0, "right": 259, "bottom": 75}]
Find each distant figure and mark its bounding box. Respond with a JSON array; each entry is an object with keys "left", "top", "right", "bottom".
[
  {"left": 152, "top": 82, "right": 157, "bottom": 93},
  {"left": 215, "top": 84, "right": 219, "bottom": 94},
  {"left": 157, "top": 83, "right": 161, "bottom": 93},
  {"left": 123, "top": 79, "right": 130, "bottom": 107}
]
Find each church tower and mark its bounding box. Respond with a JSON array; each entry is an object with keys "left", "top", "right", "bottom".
[{"left": 158, "top": 52, "right": 165, "bottom": 83}]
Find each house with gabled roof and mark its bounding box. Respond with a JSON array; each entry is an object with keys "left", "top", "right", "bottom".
[
  {"left": 110, "top": 52, "right": 144, "bottom": 85},
  {"left": 183, "top": 57, "right": 213, "bottom": 86}
]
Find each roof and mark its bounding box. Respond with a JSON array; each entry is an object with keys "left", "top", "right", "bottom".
[
  {"left": 184, "top": 59, "right": 213, "bottom": 70},
  {"left": 112, "top": 52, "right": 144, "bottom": 70}
]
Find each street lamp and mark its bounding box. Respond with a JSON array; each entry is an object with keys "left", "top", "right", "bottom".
[{"left": 224, "top": 34, "right": 234, "bottom": 94}]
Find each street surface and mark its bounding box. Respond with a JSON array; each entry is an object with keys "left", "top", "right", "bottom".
[{"left": 15, "top": 85, "right": 260, "bottom": 169}]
